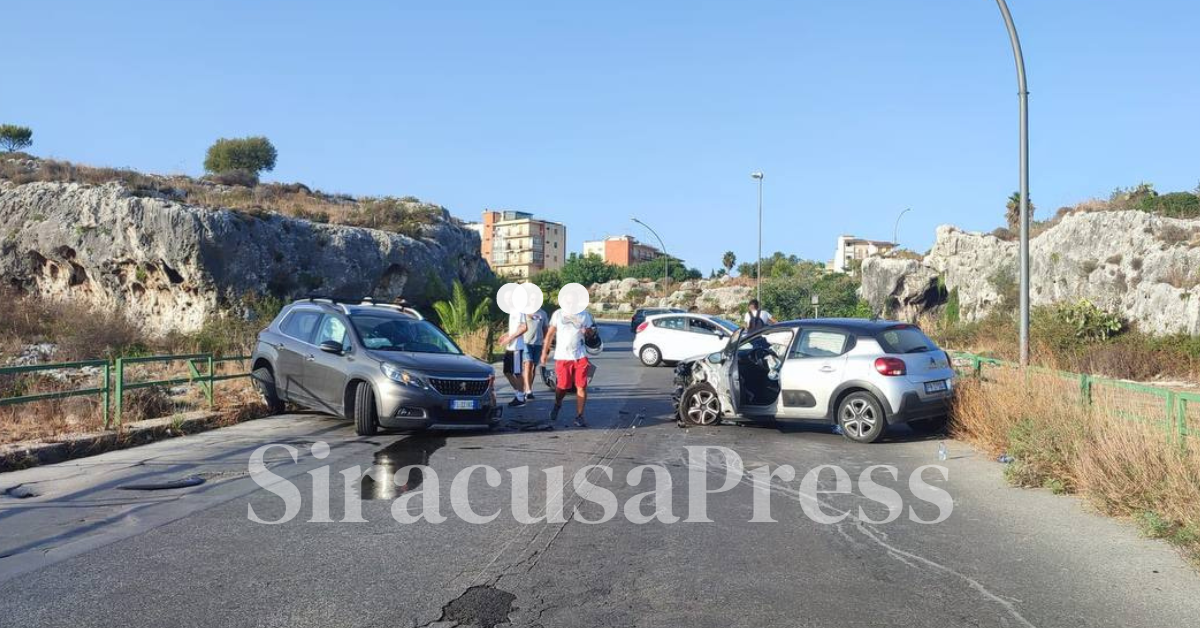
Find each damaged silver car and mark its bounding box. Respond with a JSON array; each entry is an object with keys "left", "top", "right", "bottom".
[{"left": 672, "top": 319, "right": 955, "bottom": 443}]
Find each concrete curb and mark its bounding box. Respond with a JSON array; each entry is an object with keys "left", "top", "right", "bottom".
[{"left": 0, "top": 410, "right": 235, "bottom": 473}]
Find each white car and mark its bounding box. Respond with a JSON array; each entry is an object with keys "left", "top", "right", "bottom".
[{"left": 633, "top": 313, "right": 739, "bottom": 367}]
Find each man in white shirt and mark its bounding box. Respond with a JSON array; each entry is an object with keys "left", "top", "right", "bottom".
[
  {"left": 540, "top": 308, "right": 596, "bottom": 427},
  {"left": 522, "top": 308, "right": 548, "bottom": 401},
  {"left": 497, "top": 310, "right": 528, "bottom": 406},
  {"left": 744, "top": 299, "right": 776, "bottom": 331}
]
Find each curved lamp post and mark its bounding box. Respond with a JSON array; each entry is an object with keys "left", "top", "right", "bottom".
[
  {"left": 893, "top": 207, "right": 912, "bottom": 249},
  {"left": 750, "top": 171, "right": 764, "bottom": 303},
  {"left": 631, "top": 217, "right": 670, "bottom": 287},
  {"left": 995, "top": 0, "right": 1030, "bottom": 366}
]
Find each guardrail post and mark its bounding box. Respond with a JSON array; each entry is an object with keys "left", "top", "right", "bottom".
[
  {"left": 1177, "top": 398, "right": 1189, "bottom": 450},
  {"left": 114, "top": 357, "right": 124, "bottom": 427},
  {"left": 206, "top": 355, "right": 215, "bottom": 408},
  {"left": 102, "top": 361, "right": 111, "bottom": 429},
  {"left": 1166, "top": 391, "right": 1177, "bottom": 444},
  {"left": 1079, "top": 373, "right": 1092, "bottom": 408}
]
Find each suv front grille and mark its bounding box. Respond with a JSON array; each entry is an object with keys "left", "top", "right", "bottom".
[{"left": 428, "top": 378, "right": 489, "bottom": 396}]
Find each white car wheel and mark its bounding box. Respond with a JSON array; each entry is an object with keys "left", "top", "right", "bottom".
[{"left": 639, "top": 345, "right": 662, "bottom": 367}]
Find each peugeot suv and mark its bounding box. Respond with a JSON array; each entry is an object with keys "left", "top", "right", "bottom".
[
  {"left": 672, "top": 319, "right": 954, "bottom": 443},
  {"left": 250, "top": 297, "right": 500, "bottom": 435}
]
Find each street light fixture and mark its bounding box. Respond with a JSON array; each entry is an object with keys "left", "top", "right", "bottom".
[
  {"left": 631, "top": 217, "right": 670, "bottom": 287},
  {"left": 750, "top": 171, "right": 764, "bottom": 303},
  {"left": 995, "top": 0, "right": 1030, "bottom": 367},
  {"left": 893, "top": 207, "right": 912, "bottom": 249}
]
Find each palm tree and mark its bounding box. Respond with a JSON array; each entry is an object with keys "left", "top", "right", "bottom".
[
  {"left": 1005, "top": 191, "right": 1036, "bottom": 233},
  {"left": 722, "top": 251, "right": 737, "bottom": 274},
  {"left": 432, "top": 281, "right": 492, "bottom": 337}
]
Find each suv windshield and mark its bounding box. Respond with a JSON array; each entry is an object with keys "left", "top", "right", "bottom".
[
  {"left": 350, "top": 314, "right": 462, "bottom": 354},
  {"left": 875, "top": 326, "right": 938, "bottom": 354}
]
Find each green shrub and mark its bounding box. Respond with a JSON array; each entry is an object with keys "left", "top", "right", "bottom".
[
  {"left": 1140, "top": 191, "right": 1200, "bottom": 218},
  {"left": 203, "top": 136, "right": 277, "bottom": 178},
  {"left": 1055, "top": 299, "right": 1124, "bottom": 341}
]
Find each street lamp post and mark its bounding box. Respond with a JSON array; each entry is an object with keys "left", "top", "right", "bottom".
[
  {"left": 995, "top": 0, "right": 1030, "bottom": 366},
  {"left": 631, "top": 217, "right": 670, "bottom": 288},
  {"left": 893, "top": 207, "right": 912, "bottom": 248},
  {"left": 750, "top": 171, "right": 764, "bottom": 303}
]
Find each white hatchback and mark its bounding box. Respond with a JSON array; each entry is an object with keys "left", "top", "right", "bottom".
[{"left": 633, "top": 313, "right": 739, "bottom": 367}]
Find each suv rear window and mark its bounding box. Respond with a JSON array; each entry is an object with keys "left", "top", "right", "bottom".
[
  {"left": 876, "top": 326, "right": 938, "bottom": 354},
  {"left": 280, "top": 310, "right": 323, "bottom": 342}
]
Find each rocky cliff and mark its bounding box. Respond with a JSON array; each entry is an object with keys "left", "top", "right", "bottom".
[
  {"left": 861, "top": 210, "right": 1200, "bottom": 335},
  {"left": 0, "top": 181, "right": 491, "bottom": 334},
  {"left": 589, "top": 276, "right": 753, "bottom": 317}
]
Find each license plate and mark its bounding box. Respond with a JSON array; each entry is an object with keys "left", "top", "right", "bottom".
[
  {"left": 451, "top": 399, "right": 478, "bottom": 410},
  {"left": 925, "top": 380, "right": 948, "bottom": 393}
]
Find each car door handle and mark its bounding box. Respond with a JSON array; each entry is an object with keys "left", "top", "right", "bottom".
[
  {"left": 819, "top": 365, "right": 835, "bottom": 373},
  {"left": 304, "top": 354, "right": 316, "bottom": 362}
]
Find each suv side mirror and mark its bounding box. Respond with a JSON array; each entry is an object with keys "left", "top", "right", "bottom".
[{"left": 319, "top": 340, "right": 344, "bottom": 355}]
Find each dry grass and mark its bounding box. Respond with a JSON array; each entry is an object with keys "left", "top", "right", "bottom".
[
  {"left": 0, "top": 154, "right": 443, "bottom": 238},
  {"left": 952, "top": 371, "right": 1200, "bottom": 560},
  {"left": 456, "top": 326, "right": 494, "bottom": 362}
]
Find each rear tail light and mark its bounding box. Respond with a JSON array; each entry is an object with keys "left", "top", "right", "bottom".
[
  {"left": 874, "top": 357, "right": 907, "bottom": 376},
  {"left": 636, "top": 322, "right": 649, "bottom": 333}
]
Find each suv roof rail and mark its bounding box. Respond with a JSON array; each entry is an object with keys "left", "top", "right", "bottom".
[
  {"left": 359, "top": 296, "right": 424, "bottom": 320},
  {"left": 301, "top": 294, "right": 423, "bottom": 320},
  {"left": 297, "top": 295, "right": 351, "bottom": 314}
]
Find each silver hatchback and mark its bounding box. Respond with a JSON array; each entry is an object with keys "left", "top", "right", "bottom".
[
  {"left": 672, "top": 319, "right": 955, "bottom": 443},
  {"left": 251, "top": 297, "right": 500, "bottom": 435}
]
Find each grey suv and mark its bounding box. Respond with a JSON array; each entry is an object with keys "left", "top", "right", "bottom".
[{"left": 251, "top": 297, "right": 500, "bottom": 435}]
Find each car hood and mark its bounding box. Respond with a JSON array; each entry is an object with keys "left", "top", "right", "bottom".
[{"left": 366, "top": 350, "right": 493, "bottom": 378}]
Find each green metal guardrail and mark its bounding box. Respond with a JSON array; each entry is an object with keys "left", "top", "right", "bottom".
[
  {"left": 952, "top": 351, "right": 1193, "bottom": 443},
  {"left": 0, "top": 354, "right": 251, "bottom": 429},
  {"left": 0, "top": 360, "right": 112, "bottom": 426}
]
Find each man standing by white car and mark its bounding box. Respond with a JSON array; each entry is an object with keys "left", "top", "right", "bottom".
[{"left": 541, "top": 307, "right": 596, "bottom": 427}]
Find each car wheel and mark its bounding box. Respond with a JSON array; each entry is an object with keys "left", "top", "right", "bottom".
[
  {"left": 679, "top": 383, "right": 722, "bottom": 426},
  {"left": 252, "top": 366, "right": 285, "bottom": 415},
  {"left": 639, "top": 345, "right": 662, "bottom": 367},
  {"left": 353, "top": 381, "right": 378, "bottom": 436},
  {"left": 907, "top": 416, "right": 947, "bottom": 435},
  {"left": 837, "top": 391, "right": 887, "bottom": 443}
]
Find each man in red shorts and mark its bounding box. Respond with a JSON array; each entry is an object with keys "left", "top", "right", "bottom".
[{"left": 540, "top": 307, "right": 596, "bottom": 427}]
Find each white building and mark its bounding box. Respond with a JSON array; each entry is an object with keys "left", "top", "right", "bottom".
[{"left": 828, "top": 235, "right": 896, "bottom": 273}]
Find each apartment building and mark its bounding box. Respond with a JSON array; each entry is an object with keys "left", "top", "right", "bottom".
[
  {"left": 827, "top": 235, "right": 896, "bottom": 273},
  {"left": 580, "top": 235, "right": 662, "bottom": 266},
  {"left": 468, "top": 210, "right": 567, "bottom": 278}
]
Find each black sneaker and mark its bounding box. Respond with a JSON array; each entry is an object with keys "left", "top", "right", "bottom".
[
  {"left": 550, "top": 404, "right": 562, "bottom": 423},
  {"left": 508, "top": 397, "right": 527, "bottom": 407},
  {"left": 573, "top": 415, "right": 588, "bottom": 428},
  {"left": 526, "top": 392, "right": 535, "bottom": 400}
]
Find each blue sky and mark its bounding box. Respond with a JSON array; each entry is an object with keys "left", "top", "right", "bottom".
[{"left": 5, "top": 0, "right": 1199, "bottom": 272}]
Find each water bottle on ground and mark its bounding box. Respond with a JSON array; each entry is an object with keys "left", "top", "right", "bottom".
[{"left": 937, "top": 441, "right": 948, "bottom": 462}]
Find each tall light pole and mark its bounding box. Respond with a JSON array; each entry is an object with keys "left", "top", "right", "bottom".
[
  {"left": 995, "top": 0, "right": 1030, "bottom": 366},
  {"left": 750, "top": 171, "right": 764, "bottom": 303},
  {"left": 893, "top": 207, "right": 912, "bottom": 248},
  {"left": 631, "top": 217, "right": 669, "bottom": 287}
]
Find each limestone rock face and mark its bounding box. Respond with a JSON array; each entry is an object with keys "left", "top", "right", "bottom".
[
  {"left": 859, "top": 212, "right": 1200, "bottom": 335},
  {"left": 0, "top": 181, "right": 491, "bottom": 335}
]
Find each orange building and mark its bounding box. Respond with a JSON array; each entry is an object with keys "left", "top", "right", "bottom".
[{"left": 581, "top": 235, "right": 662, "bottom": 267}]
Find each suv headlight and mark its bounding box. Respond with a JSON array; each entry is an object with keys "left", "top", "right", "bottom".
[{"left": 381, "top": 363, "right": 430, "bottom": 389}]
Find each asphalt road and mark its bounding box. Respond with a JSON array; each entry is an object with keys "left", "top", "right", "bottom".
[{"left": 2, "top": 323, "right": 1199, "bottom": 627}]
